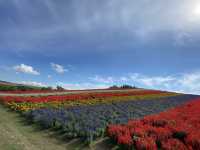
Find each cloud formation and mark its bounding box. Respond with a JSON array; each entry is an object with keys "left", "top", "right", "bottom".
[
  {"left": 89, "top": 75, "right": 114, "bottom": 84},
  {"left": 57, "top": 82, "right": 108, "bottom": 90},
  {"left": 13, "top": 64, "right": 40, "bottom": 75},
  {"left": 47, "top": 75, "right": 52, "bottom": 79},
  {"left": 50, "top": 63, "right": 67, "bottom": 74},
  {"left": 129, "top": 74, "right": 176, "bottom": 87},
  {"left": 20, "top": 81, "right": 46, "bottom": 87},
  {"left": 1, "top": 0, "right": 200, "bottom": 52},
  {"left": 89, "top": 72, "right": 200, "bottom": 95}
]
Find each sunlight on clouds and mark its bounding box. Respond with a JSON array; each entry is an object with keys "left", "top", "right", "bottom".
[
  {"left": 193, "top": 4, "right": 200, "bottom": 16},
  {"left": 13, "top": 64, "right": 40, "bottom": 75},
  {"left": 186, "top": 2, "right": 200, "bottom": 23},
  {"left": 1, "top": 0, "right": 200, "bottom": 52}
]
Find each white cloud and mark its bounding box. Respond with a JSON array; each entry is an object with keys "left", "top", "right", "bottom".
[
  {"left": 130, "top": 74, "right": 176, "bottom": 87},
  {"left": 120, "top": 77, "right": 129, "bottom": 82},
  {"left": 127, "top": 73, "right": 200, "bottom": 94},
  {"left": 13, "top": 64, "right": 40, "bottom": 75},
  {"left": 2, "top": 0, "right": 200, "bottom": 52},
  {"left": 19, "top": 81, "right": 46, "bottom": 87},
  {"left": 89, "top": 72, "right": 200, "bottom": 95},
  {"left": 89, "top": 75, "right": 114, "bottom": 84},
  {"left": 50, "top": 63, "right": 68, "bottom": 74},
  {"left": 57, "top": 82, "right": 108, "bottom": 90},
  {"left": 47, "top": 75, "right": 52, "bottom": 79},
  {"left": 177, "top": 72, "right": 200, "bottom": 94}
]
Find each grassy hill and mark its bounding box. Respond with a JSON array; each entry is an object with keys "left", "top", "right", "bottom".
[
  {"left": 0, "top": 80, "right": 21, "bottom": 86},
  {"left": 0, "top": 80, "right": 50, "bottom": 91}
]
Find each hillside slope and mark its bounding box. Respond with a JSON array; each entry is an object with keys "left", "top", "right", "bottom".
[{"left": 0, "top": 80, "right": 21, "bottom": 86}]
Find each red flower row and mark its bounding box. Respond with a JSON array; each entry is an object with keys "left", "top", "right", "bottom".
[
  {"left": 0, "top": 90, "right": 59, "bottom": 94},
  {"left": 107, "top": 98, "right": 200, "bottom": 150},
  {"left": 0, "top": 90, "right": 165, "bottom": 103},
  {"left": 0, "top": 89, "right": 108, "bottom": 94}
]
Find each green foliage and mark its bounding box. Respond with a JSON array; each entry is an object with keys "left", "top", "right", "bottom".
[
  {"left": 56, "top": 86, "right": 65, "bottom": 91},
  {"left": 41, "top": 86, "right": 53, "bottom": 91},
  {"left": 120, "top": 85, "right": 137, "bottom": 89},
  {"left": 109, "top": 85, "right": 137, "bottom": 89},
  {"left": 0, "top": 84, "right": 52, "bottom": 91},
  {"left": 173, "top": 131, "right": 187, "bottom": 141}
]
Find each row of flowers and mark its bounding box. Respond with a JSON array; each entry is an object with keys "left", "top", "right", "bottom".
[
  {"left": 0, "top": 90, "right": 167, "bottom": 103},
  {"left": 0, "top": 90, "right": 59, "bottom": 94},
  {"left": 24, "top": 94, "right": 197, "bottom": 144},
  {"left": 4, "top": 93, "right": 179, "bottom": 111},
  {"left": 107, "top": 98, "right": 200, "bottom": 150}
]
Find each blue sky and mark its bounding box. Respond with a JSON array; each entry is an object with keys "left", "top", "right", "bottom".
[{"left": 1, "top": 0, "right": 200, "bottom": 94}]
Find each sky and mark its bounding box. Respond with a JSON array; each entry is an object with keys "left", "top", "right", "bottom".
[{"left": 1, "top": 0, "right": 200, "bottom": 94}]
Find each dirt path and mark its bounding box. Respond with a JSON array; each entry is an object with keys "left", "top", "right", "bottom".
[
  {"left": 0, "top": 104, "right": 88, "bottom": 150},
  {"left": 0, "top": 104, "right": 115, "bottom": 150}
]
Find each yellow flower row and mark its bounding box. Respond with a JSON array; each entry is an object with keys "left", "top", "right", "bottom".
[{"left": 6, "top": 93, "right": 180, "bottom": 112}]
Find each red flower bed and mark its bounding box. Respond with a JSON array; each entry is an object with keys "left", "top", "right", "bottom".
[
  {"left": 107, "top": 98, "right": 200, "bottom": 150},
  {"left": 0, "top": 90, "right": 165, "bottom": 103},
  {"left": 0, "top": 90, "right": 59, "bottom": 94},
  {"left": 0, "top": 89, "right": 106, "bottom": 94}
]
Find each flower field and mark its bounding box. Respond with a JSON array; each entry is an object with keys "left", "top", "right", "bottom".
[
  {"left": 0, "top": 89, "right": 199, "bottom": 149},
  {"left": 1, "top": 90, "right": 167, "bottom": 103},
  {"left": 107, "top": 98, "right": 200, "bottom": 150},
  {"left": 3, "top": 93, "right": 178, "bottom": 111},
  {"left": 0, "top": 90, "right": 176, "bottom": 111}
]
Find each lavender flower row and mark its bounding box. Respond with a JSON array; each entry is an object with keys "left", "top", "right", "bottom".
[{"left": 25, "top": 94, "right": 199, "bottom": 143}]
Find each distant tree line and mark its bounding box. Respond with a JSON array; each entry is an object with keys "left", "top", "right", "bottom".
[
  {"left": 56, "top": 86, "right": 65, "bottom": 91},
  {"left": 109, "top": 84, "right": 137, "bottom": 89}
]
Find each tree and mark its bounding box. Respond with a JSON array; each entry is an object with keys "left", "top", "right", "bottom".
[{"left": 56, "top": 86, "right": 65, "bottom": 91}]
